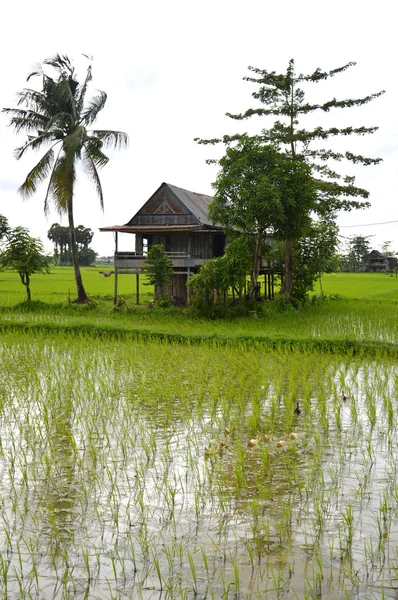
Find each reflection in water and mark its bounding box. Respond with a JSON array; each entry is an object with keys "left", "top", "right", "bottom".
[{"left": 1, "top": 337, "right": 398, "bottom": 598}]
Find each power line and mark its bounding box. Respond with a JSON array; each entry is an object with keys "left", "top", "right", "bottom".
[{"left": 340, "top": 219, "right": 398, "bottom": 228}]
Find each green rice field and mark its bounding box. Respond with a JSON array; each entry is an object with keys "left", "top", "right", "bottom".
[{"left": 1, "top": 271, "right": 398, "bottom": 598}]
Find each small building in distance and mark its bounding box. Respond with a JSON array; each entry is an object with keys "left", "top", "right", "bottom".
[
  {"left": 361, "top": 249, "right": 389, "bottom": 272},
  {"left": 100, "top": 182, "right": 226, "bottom": 304}
]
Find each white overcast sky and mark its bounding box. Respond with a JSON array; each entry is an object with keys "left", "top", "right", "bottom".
[{"left": 0, "top": 0, "right": 397, "bottom": 256}]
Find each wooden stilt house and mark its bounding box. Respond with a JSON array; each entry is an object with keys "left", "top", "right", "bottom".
[{"left": 100, "top": 182, "right": 226, "bottom": 304}]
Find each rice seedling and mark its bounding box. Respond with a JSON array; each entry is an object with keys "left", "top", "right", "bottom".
[{"left": 0, "top": 325, "right": 397, "bottom": 598}]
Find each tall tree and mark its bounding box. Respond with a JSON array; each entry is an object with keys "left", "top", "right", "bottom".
[
  {"left": 3, "top": 54, "right": 128, "bottom": 302},
  {"left": 48, "top": 223, "right": 95, "bottom": 265},
  {"left": 210, "top": 137, "right": 316, "bottom": 299},
  {"left": 0, "top": 227, "right": 51, "bottom": 300},
  {"left": 345, "top": 234, "right": 372, "bottom": 272},
  {"left": 196, "top": 60, "right": 384, "bottom": 299},
  {"left": 48, "top": 222, "right": 69, "bottom": 264}
]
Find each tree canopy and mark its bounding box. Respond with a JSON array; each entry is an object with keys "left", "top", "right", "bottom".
[{"left": 210, "top": 137, "right": 317, "bottom": 298}]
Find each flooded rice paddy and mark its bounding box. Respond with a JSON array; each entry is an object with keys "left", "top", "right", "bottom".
[{"left": 1, "top": 332, "right": 398, "bottom": 599}]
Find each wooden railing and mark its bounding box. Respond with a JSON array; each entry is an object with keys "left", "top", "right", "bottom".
[{"left": 115, "top": 251, "right": 192, "bottom": 259}]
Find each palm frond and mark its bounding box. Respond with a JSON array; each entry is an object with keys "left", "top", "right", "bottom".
[
  {"left": 62, "top": 126, "right": 86, "bottom": 160},
  {"left": 14, "top": 134, "right": 60, "bottom": 160},
  {"left": 2, "top": 108, "right": 50, "bottom": 133},
  {"left": 16, "top": 87, "right": 56, "bottom": 115},
  {"left": 84, "top": 136, "right": 109, "bottom": 169},
  {"left": 56, "top": 78, "right": 77, "bottom": 121},
  {"left": 26, "top": 63, "right": 43, "bottom": 81},
  {"left": 82, "top": 150, "right": 104, "bottom": 210},
  {"left": 75, "top": 63, "right": 93, "bottom": 120},
  {"left": 43, "top": 147, "right": 63, "bottom": 215},
  {"left": 43, "top": 54, "right": 74, "bottom": 79},
  {"left": 80, "top": 91, "right": 107, "bottom": 126},
  {"left": 18, "top": 148, "right": 55, "bottom": 199},
  {"left": 91, "top": 130, "right": 129, "bottom": 149},
  {"left": 49, "top": 152, "right": 76, "bottom": 211},
  {"left": 45, "top": 111, "right": 72, "bottom": 132}
]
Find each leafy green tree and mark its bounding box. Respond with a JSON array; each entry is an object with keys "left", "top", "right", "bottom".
[
  {"left": 188, "top": 236, "right": 255, "bottom": 312},
  {"left": 293, "top": 219, "right": 340, "bottom": 298},
  {"left": 210, "top": 137, "right": 316, "bottom": 299},
  {"left": 75, "top": 225, "right": 93, "bottom": 249},
  {"left": 48, "top": 223, "right": 96, "bottom": 265},
  {"left": 344, "top": 235, "right": 372, "bottom": 272},
  {"left": 144, "top": 244, "right": 173, "bottom": 300},
  {"left": 381, "top": 241, "right": 398, "bottom": 273},
  {"left": 197, "top": 59, "right": 384, "bottom": 299},
  {"left": 78, "top": 246, "right": 97, "bottom": 266},
  {"left": 3, "top": 54, "right": 128, "bottom": 303},
  {"left": 188, "top": 257, "right": 226, "bottom": 308},
  {"left": 222, "top": 235, "right": 255, "bottom": 300},
  {"left": 48, "top": 222, "right": 70, "bottom": 264},
  {"left": 0, "top": 227, "right": 51, "bottom": 300},
  {"left": 0, "top": 215, "right": 10, "bottom": 240}
]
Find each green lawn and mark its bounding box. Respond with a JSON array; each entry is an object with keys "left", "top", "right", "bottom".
[
  {"left": 2, "top": 268, "right": 398, "bottom": 304},
  {"left": 314, "top": 272, "right": 398, "bottom": 299},
  {"left": 0, "top": 266, "right": 154, "bottom": 305}
]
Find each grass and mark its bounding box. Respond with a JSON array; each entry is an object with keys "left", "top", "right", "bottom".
[
  {"left": 2, "top": 267, "right": 398, "bottom": 304},
  {"left": 0, "top": 265, "right": 154, "bottom": 305},
  {"left": 315, "top": 271, "right": 398, "bottom": 298}
]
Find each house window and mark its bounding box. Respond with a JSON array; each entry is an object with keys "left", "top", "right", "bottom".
[
  {"left": 165, "top": 234, "right": 187, "bottom": 254},
  {"left": 191, "top": 234, "right": 213, "bottom": 258}
]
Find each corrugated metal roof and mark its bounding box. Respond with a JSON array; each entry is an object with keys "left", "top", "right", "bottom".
[
  {"left": 100, "top": 183, "right": 218, "bottom": 233},
  {"left": 99, "top": 224, "right": 221, "bottom": 234},
  {"left": 166, "top": 183, "right": 214, "bottom": 226}
]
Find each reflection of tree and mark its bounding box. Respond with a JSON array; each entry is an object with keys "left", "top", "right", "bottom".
[{"left": 35, "top": 397, "right": 80, "bottom": 554}]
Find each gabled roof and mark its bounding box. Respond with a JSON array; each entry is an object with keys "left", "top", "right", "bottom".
[
  {"left": 100, "top": 182, "right": 221, "bottom": 233},
  {"left": 363, "top": 249, "right": 389, "bottom": 260},
  {"left": 165, "top": 183, "right": 214, "bottom": 226}
]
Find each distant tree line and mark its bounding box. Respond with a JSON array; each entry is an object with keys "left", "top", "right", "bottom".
[{"left": 47, "top": 223, "right": 97, "bottom": 266}]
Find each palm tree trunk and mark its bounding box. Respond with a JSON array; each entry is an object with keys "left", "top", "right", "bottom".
[{"left": 67, "top": 198, "right": 89, "bottom": 303}]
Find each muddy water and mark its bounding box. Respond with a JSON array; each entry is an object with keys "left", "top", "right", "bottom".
[{"left": 0, "top": 338, "right": 398, "bottom": 599}]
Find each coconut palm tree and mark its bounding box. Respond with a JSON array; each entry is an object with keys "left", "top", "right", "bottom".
[{"left": 3, "top": 54, "right": 128, "bottom": 302}]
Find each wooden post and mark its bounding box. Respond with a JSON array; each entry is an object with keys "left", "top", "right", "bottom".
[
  {"left": 136, "top": 273, "right": 139, "bottom": 305},
  {"left": 113, "top": 231, "right": 118, "bottom": 305},
  {"left": 186, "top": 268, "right": 190, "bottom": 305}
]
